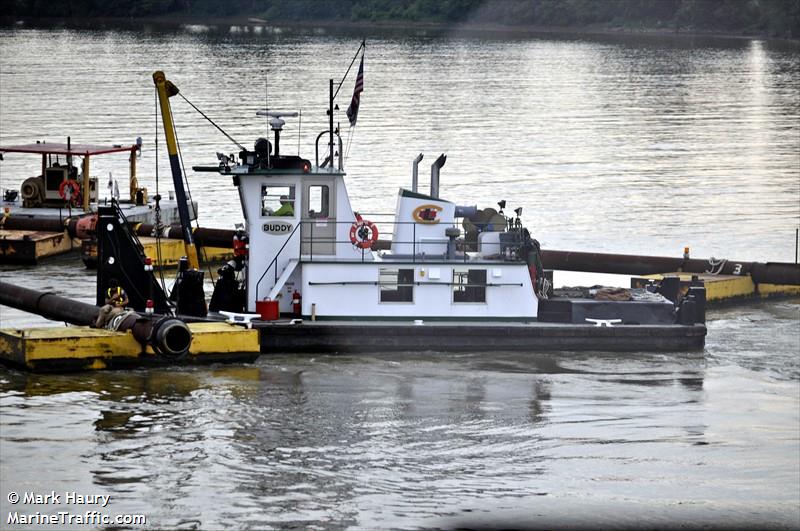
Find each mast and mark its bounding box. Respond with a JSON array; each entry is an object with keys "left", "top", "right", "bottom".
[
  {"left": 152, "top": 70, "right": 200, "bottom": 270},
  {"left": 329, "top": 78, "right": 334, "bottom": 169}
]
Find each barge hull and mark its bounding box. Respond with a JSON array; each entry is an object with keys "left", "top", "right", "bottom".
[
  {"left": 632, "top": 272, "right": 800, "bottom": 304},
  {"left": 258, "top": 321, "right": 707, "bottom": 353},
  {"left": 0, "top": 229, "right": 77, "bottom": 264}
]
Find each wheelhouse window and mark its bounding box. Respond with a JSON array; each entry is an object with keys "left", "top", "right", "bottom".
[
  {"left": 261, "top": 185, "right": 295, "bottom": 217},
  {"left": 380, "top": 268, "right": 414, "bottom": 303},
  {"left": 307, "top": 185, "right": 330, "bottom": 218},
  {"left": 453, "top": 268, "right": 487, "bottom": 303}
]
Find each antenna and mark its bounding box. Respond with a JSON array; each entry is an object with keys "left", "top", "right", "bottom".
[{"left": 265, "top": 74, "right": 269, "bottom": 167}]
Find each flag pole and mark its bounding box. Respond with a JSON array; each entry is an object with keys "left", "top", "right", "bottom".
[
  {"left": 334, "top": 40, "right": 366, "bottom": 100},
  {"left": 329, "top": 78, "right": 334, "bottom": 169}
]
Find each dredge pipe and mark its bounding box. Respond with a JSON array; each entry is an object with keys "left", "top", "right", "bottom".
[
  {"left": 540, "top": 249, "right": 800, "bottom": 286},
  {"left": 3, "top": 216, "right": 73, "bottom": 233},
  {"left": 6, "top": 217, "right": 797, "bottom": 285},
  {"left": 0, "top": 281, "right": 98, "bottom": 325},
  {"left": 2, "top": 216, "right": 235, "bottom": 249},
  {"left": 0, "top": 281, "right": 192, "bottom": 355},
  {"left": 134, "top": 224, "right": 234, "bottom": 249}
]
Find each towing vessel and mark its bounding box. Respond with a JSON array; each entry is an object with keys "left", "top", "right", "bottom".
[{"left": 134, "top": 71, "right": 707, "bottom": 352}]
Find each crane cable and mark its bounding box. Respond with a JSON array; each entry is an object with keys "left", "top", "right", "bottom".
[
  {"left": 177, "top": 92, "right": 245, "bottom": 151},
  {"left": 169, "top": 97, "right": 216, "bottom": 287}
]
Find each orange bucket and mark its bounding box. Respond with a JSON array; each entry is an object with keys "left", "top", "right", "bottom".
[{"left": 256, "top": 299, "right": 280, "bottom": 320}]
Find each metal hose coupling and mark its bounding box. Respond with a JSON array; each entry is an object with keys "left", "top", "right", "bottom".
[{"left": 148, "top": 316, "right": 193, "bottom": 357}]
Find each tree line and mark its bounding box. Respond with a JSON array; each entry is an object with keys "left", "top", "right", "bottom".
[{"left": 2, "top": 0, "right": 799, "bottom": 39}]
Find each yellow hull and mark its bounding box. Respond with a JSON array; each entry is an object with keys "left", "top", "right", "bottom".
[
  {"left": 0, "top": 322, "right": 259, "bottom": 372},
  {"left": 632, "top": 272, "right": 800, "bottom": 303}
]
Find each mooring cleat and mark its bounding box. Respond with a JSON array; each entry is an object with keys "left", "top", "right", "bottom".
[
  {"left": 219, "top": 311, "right": 262, "bottom": 329},
  {"left": 585, "top": 318, "right": 623, "bottom": 327}
]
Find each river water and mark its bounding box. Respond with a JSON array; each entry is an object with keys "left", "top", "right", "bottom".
[{"left": 0, "top": 23, "right": 799, "bottom": 530}]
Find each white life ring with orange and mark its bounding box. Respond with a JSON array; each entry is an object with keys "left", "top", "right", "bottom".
[
  {"left": 349, "top": 219, "right": 378, "bottom": 249},
  {"left": 58, "top": 179, "right": 81, "bottom": 204}
]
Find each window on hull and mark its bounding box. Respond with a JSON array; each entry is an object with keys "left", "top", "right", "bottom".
[
  {"left": 453, "top": 268, "right": 487, "bottom": 303},
  {"left": 380, "top": 268, "right": 414, "bottom": 302}
]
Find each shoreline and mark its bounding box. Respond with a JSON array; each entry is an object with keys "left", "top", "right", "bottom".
[{"left": 2, "top": 15, "right": 797, "bottom": 44}]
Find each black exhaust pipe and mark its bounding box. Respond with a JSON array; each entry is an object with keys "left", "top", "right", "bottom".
[{"left": 430, "top": 153, "right": 446, "bottom": 199}]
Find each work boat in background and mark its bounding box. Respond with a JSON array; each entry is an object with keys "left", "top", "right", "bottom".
[
  {"left": 190, "top": 80, "right": 707, "bottom": 353},
  {"left": 0, "top": 138, "right": 197, "bottom": 264}
]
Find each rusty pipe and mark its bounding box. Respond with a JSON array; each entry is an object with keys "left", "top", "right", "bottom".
[
  {"left": 134, "top": 224, "right": 235, "bottom": 249},
  {"left": 2, "top": 216, "right": 235, "bottom": 249}
]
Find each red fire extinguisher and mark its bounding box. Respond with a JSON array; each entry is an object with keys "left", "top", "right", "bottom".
[
  {"left": 292, "top": 290, "right": 302, "bottom": 317},
  {"left": 233, "top": 233, "right": 248, "bottom": 257}
]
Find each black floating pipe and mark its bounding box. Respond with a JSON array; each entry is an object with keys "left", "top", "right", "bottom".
[
  {"left": 0, "top": 280, "right": 98, "bottom": 325},
  {"left": 540, "top": 249, "right": 800, "bottom": 286},
  {"left": 5, "top": 218, "right": 798, "bottom": 286},
  {"left": 0, "top": 281, "right": 192, "bottom": 356}
]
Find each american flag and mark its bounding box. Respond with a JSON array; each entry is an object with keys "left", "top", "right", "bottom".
[{"left": 346, "top": 53, "right": 364, "bottom": 126}]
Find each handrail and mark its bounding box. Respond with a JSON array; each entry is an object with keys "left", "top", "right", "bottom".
[
  {"left": 254, "top": 218, "right": 525, "bottom": 299},
  {"left": 254, "top": 221, "right": 302, "bottom": 300},
  {"left": 314, "top": 130, "right": 344, "bottom": 170},
  {"left": 295, "top": 219, "right": 521, "bottom": 259},
  {"left": 308, "top": 281, "right": 523, "bottom": 287}
]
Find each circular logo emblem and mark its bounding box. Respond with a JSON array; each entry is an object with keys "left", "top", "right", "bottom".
[{"left": 412, "top": 204, "right": 443, "bottom": 224}]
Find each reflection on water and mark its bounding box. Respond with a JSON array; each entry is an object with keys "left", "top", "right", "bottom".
[
  {"left": 2, "top": 338, "right": 798, "bottom": 529},
  {"left": 0, "top": 24, "right": 798, "bottom": 529}
]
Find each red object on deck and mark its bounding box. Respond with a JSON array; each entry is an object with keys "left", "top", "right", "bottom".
[{"left": 256, "top": 300, "right": 280, "bottom": 321}]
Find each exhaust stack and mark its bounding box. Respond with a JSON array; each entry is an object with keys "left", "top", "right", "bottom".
[
  {"left": 411, "top": 153, "right": 424, "bottom": 192},
  {"left": 430, "top": 153, "right": 446, "bottom": 199}
]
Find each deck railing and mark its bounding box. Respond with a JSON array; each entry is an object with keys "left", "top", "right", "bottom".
[{"left": 254, "top": 215, "right": 525, "bottom": 300}]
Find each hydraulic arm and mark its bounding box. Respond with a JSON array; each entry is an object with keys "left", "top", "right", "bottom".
[{"left": 152, "top": 70, "right": 200, "bottom": 270}]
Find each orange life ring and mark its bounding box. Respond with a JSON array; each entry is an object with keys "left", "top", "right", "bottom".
[
  {"left": 349, "top": 219, "right": 378, "bottom": 249},
  {"left": 58, "top": 179, "right": 81, "bottom": 204}
]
